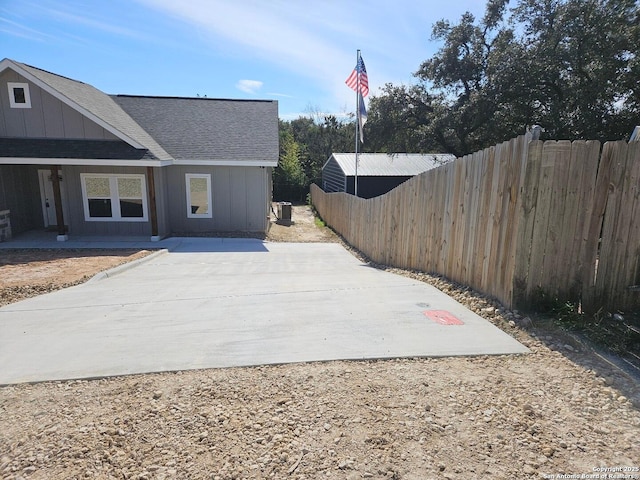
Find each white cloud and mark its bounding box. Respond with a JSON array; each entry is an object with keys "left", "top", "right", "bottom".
[
  {"left": 40, "top": 4, "right": 149, "bottom": 40},
  {"left": 134, "top": 0, "right": 488, "bottom": 108},
  {"left": 267, "top": 92, "right": 294, "bottom": 99},
  {"left": 236, "top": 79, "right": 263, "bottom": 94},
  {"left": 0, "top": 16, "right": 57, "bottom": 42},
  {"left": 136, "top": 0, "right": 365, "bottom": 100}
]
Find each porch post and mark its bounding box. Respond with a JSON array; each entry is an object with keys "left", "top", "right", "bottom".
[
  {"left": 50, "top": 165, "right": 67, "bottom": 241},
  {"left": 147, "top": 166, "right": 159, "bottom": 241}
]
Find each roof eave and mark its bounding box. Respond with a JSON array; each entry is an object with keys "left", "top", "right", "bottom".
[
  {"left": 0, "top": 157, "right": 172, "bottom": 167},
  {"left": 172, "top": 159, "right": 278, "bottom": 167}
]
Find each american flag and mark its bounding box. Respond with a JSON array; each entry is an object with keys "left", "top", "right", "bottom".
[{"left": 345, "top": 56, "right": 369, "bottom": 97}]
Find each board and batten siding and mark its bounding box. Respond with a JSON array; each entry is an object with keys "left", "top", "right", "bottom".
[
  {"left": 321, "top": 157, "right": 346, "bottom": 193},
  {"left": 0, "top": 165, "right": 42, "bottom": 234},
  {"left": 62, "top": 165, "right": 151, "bottom": 237},
  {"left": 1, "top": 164, "right": 270, "bottom": 237},
  {"left": 0, "top": 69, "right": 118, "bottom": 140},
  {"left": 166, "top": 165, "right": 269, "bottom": 233}
]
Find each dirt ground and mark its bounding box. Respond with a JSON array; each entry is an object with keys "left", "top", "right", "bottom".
[
  {"left": 266, "top": 204, "right": 339, "bottom": 243},
  {"left": 0, "top": 250, "right": 153, "bottom": 308},
  {"left": 1, "top": 205, "right": 639, "bottom": 479}
]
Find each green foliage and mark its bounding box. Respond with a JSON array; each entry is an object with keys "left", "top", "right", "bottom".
[
  {"left": 365, "top": 83, "right": 441, "bottom": 153},
  {"left": 366, "top": 0, "right": 640, "bottom": 156},
  {"left": 275, "top": 115, "right": 353, "bottom": 199},
  {"left": 508, "top": 0, "right": 640, "bottom": 140},
  {"left": 531, "top": 288, "right": 640, "bottom": 356},
  {"left": 530, "top": 287, "right": 581, "bottom": 322},
  {"left": 273, "top": 123, "right": 307, "bottom": 201},
  {"left": 277, "top": 0, "right": 639, "bottom": 184}
]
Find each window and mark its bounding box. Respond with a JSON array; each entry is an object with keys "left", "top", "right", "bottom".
[
  {"left": 8, "top": 82, "right": 31, "bottom": 108},
  {"left": 81, "top": 174, "right": 148, "bottom": 222},
  {"left": 186, "top": 174, "right": 212, "bottom": 218}
]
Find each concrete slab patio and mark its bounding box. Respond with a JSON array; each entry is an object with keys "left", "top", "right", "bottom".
[{"left": 0, "top": 239, "right": 528, "bottom": 384}]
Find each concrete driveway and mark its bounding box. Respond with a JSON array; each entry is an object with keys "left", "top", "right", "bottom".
[{"left": 0, "top": 238, "right": 528, "bottom": 384}]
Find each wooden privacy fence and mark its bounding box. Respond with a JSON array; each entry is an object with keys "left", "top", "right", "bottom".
[{"left": 311, "top": 135, "right": 640, "bottom": 314}]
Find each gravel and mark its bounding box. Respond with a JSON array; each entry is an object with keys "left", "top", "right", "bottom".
[
  {"left": 1, "top": 217, "right": 639, "bottom": 479},
  {"left": 1, "top": 350, "right": 639, "bottom": 479}
]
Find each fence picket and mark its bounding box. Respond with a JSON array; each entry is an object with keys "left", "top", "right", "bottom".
[
  {"left": 614, "top": 143, "right": 640, "bottom": 308},
  {"left": 594, "top": 142, "right": 628, "bottom": 307},
  {"left": 597, "top": 142, "right": 638, "bottom": 309},
  {"left": 500, "top": 134, "right": 528, "bottom": 306},
  {"left": 475, "top": 147, "right": 495, "bottom": 292},
  {"left": 310, "top": 133, "right": 638, "bottom": 314},
  {"left": 541, "top": 141, "right": 573, "bottom": 298},
  {"left": 619, "top": 142, "right": 640, "bottom": 308},
  {"left": 513, "top": 141, "right": 543, "bottom": 307}
]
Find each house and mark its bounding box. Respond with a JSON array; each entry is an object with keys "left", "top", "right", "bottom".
[
  {"left": 322, "top": 153, "right": 455, "bottom": 199},
  {"left": 0, "top": 58, "right": 278, "bottom": 241}
]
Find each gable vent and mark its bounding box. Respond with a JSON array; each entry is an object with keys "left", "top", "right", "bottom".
[{"left": 8, "top": 82, "right": 31, "bottom": 108}]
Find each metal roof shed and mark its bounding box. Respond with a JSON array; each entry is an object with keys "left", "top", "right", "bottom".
[{"left": 321, "top": 153, "right": 455, "bottom": 199}]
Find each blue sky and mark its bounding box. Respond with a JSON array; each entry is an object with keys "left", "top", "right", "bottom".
[{"left": 1, "top": 0, "right": 486, "bottom": 120}]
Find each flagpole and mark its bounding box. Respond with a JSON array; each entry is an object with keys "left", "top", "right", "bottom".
[{"left": 354, "top": 49, "right": 360, "bottom": 197}]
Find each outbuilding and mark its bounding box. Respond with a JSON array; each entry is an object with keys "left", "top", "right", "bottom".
[{"left": 321, "top": 153, "right": 455, "bottom": 199}]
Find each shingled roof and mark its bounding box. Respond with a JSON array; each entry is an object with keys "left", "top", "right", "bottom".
[
  {"left": 8, "top": 60, "right": 171, "bottom": 161},
  {"left": 1, "top": 59, "right": 279, "bottom": 166},
  {"left": 112, "top": 95, "right": 279, "bottom": 163}
]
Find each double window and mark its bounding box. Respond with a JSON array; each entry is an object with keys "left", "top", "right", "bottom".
[
  {"left": 81, "top": 174, "right": 148, "bottom": 222},
  {"left": 186, "top": 173, "right": 212, "bottom": 218},
  {"left": 80, "top": 173, "right": 211, "bottom": 222}
]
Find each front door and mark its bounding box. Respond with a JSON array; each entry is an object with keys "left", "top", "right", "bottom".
[{"left": 38, "top": 169, "right": 69, "bottom": 229}]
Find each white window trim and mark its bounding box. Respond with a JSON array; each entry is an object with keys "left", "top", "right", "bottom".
[
  {"left": 8, "top": 82, "right": 31, "bottom": 108},
  {"left": 80, "top": 173, "right": 148, "bottom": 222},
  {"left": 186, "top": 173, "right": 212, "bottom": 219}
]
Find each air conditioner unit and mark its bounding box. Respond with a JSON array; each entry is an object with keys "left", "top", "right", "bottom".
[{"left": 277, "top": 202, "right": 292, "bottom": 224}]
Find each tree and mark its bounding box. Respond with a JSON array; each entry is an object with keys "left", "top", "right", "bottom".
[
  {"left": 368, "top": 0, "right": 640, "bottom": 156},
  {"left": 415, "top": 0, "right": 528, "bottom": 155},
  {"left": 510, "top": 0, "right": 640, "bottom": 140},
  {"left": 365, "top": 83, "right": 440, "bottom": 153},
  {"left": 273, "top": 124, "right": 306, "bottom": 201},
  {"left": 274, "top": 115, "right": 353, "bottom": 200}
]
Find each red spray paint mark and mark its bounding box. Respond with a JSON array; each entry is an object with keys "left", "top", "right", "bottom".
[{"left": 423, "top": 310, "right": 464, "bottom": 325}]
